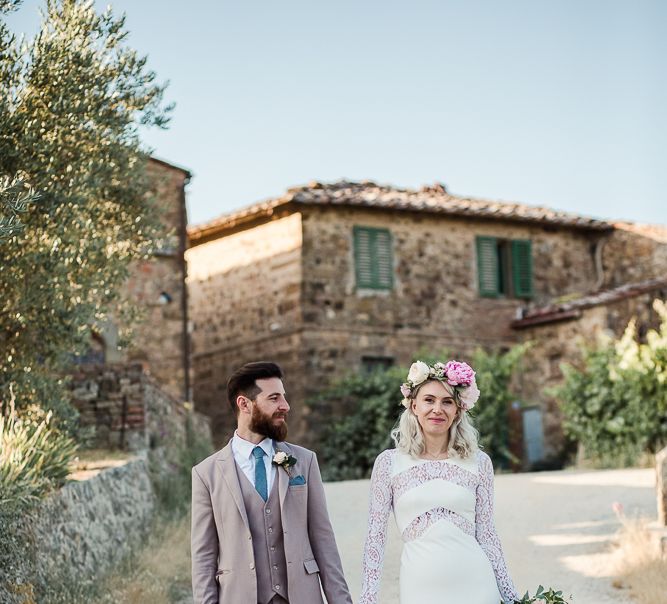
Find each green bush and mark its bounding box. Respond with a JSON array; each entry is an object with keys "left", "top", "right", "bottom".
[
  {"left": 309, "top": 367, "right": 406, "bottom": 481},
  {"left": 0, "top": 394, "right": 77, "bottom": 507},
  {"left": 470, "top": 344, "right": 528, "bottom": 469},
  {"left": 0, "top": 392, "right": 77, "bottom": 604},
  {"left": 311, "top": 345, "right": 527, "bottom": 481},
  {"left": 556, "top": 299, "right": 667, "bottom": 467}
]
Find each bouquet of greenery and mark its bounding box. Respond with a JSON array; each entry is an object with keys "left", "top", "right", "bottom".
[{"left": 504, "top": 585, "right": 570, "bottom": 603}]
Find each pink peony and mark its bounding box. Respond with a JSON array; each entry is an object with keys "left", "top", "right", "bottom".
[
  {"left": 400, "top": 383, "right": 412, "bottom": 398},
  {"left": 458, "top": 378, "right": 480, "bottom": 410},
  {"left": 444, "top": 360, "right": 475, "bottom": 386}
]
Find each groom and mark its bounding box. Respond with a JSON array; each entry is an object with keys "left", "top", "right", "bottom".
[{"left": 191, "top": 361, "right": 353, "bottom": 604}]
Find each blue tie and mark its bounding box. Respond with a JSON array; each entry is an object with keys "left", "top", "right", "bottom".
[{"left": 252, "top": 446, "right": 268, "bottom": 501}]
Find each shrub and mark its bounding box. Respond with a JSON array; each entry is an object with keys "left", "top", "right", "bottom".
[
  {"left": 556, "top": 299, "right": 667, "bottom": 466},
  {"left": 309, "top": 367, "right": 406, "bottom": 481},
  {"left": 469, "top": 344, "right": 528, "bottom": 469},
  {"left": 0, "top": 391, "right": 77, "bottom": 604},
  {"left": 0, "top": 393, "right": 77, "bottom": 507}
]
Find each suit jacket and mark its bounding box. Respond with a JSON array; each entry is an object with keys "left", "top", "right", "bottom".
[{"left": 191, "top": 439, "right": 353, "bottom": 604}]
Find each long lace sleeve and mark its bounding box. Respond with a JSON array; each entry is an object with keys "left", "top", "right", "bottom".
[
  {"left": 359, "top": 449, "right": 394, "bottom": 604},
  {"left": 475, "top": 452, "right": 519, "bottom": 604}
]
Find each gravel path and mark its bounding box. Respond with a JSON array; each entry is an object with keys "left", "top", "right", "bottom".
[{"left": 324, "top": 467, "right": 656, "bottom": 604}]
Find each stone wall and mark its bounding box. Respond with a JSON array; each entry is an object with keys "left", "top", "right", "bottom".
[
  {"left": 0, "top": 456, "right": 155, "bottom": 603},
  {"left": 602, "top": 223, "right": 667, "bottom": 288},
  {"left": 33, "top": 456, "right": 155, "bottom": 586},
  {"left": 69, "top": 363, "right": 210, "bottom": 452},
  {"left": 186, "top": 213, "right": 304, "bottom": 445},
  {"left": 122, "top": 159, "right": 190, "bottom": 401},
  {"left": 70, "top": 363, "right": 149, "bottom": 451}
]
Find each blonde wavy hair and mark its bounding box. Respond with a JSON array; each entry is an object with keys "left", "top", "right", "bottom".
[{"left": 391, "top": 380, "right": 479, "bottom": 459}]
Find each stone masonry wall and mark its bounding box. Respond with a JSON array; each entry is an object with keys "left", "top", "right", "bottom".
[
  {"left": 120, "top": 160, "right": 190, "bottom": 401},
  {"left": 32, "top": 456, "right": 155, "bottom": 587},
  {"left": 69, "top": 363, "right": 210, "bottom": 452},
  {"left": 0, "top": 456, "right": 156, "bottom": 602},
  {"left": 602, "top": 223, "right": 667, "bottom": 288},
  {"left": 70, "top": 363, "right": 148, "bottom": 451},
  {"left": 186, "top": 213, "right": 304, "bottom": 445}
]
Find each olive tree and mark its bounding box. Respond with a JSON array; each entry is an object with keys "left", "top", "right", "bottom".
[{"left": 0, "top": 0, "right": 172, "bottom": 426}]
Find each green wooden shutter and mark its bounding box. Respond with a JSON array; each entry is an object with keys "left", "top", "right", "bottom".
[
  {"left": 476, "top": 236, "right": 499, "bottom": 297},
  {"left": 511, "top": 239, "right": 533, "bottom": 298},
  {"left": 354, "top": 226, "right": 393, "bottom": 289},
  {"left": 374, "top": 229, "right": 393, "bottom": 289}
]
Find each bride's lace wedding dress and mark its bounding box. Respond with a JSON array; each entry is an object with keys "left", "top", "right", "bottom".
[{"left": 360, "top": 449, "right": 519, "bottom": 604}]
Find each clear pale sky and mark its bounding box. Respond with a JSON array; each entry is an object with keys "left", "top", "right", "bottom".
[{"left": 5, "top": 0, "right": 666, "bottom": 227}]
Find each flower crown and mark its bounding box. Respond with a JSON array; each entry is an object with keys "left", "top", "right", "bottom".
[{"left": 400, "top": 360, "right": 480, "bottom": 411}]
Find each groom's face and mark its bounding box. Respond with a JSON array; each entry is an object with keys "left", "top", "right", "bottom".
[{"left": 249, "top": 377, "right": 290, "bottom": 441}]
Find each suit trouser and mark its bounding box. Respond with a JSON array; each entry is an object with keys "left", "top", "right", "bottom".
[{"left": 267, "top": 596, "right": 288, "bottom": 604}]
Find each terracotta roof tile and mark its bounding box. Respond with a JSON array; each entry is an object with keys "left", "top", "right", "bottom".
[
  {"left": 188, "top": 180, "right": 612, "bottom": 243},
  {"left": 512, "top": 277, "right": 667, "bottom": 329}
]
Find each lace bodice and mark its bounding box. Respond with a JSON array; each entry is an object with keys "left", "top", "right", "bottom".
[{"left": 359, "top": 449, "right": 519, "bottom": 604}]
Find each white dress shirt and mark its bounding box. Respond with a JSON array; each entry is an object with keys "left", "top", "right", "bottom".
[{"left": 231, "top": 431, "right": 277, "bottom": 493}]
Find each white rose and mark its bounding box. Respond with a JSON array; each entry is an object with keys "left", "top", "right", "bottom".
[
  {"left": 407, "top": 361, "right": 430, "bottom": 385},
  {"left": 273, "top": 451, "right": 288, "bottom": 464},
  {"left": 458, "top": 379, "right": 480, "bottom": 410}
]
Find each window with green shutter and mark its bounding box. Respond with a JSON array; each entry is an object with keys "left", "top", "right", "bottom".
[
  {"left": 353, "top": 226, "right": 394, "bottom": 290},
  {"left": 476, "top": 236, "right": 533, "bottom": 299}
]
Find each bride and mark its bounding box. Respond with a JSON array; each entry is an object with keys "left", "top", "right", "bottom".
[{"left": 359, "top": 360, "right": 519, "bottom": 604}]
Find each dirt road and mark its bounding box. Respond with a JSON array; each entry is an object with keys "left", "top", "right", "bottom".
[{"left": 324, "top": 467, "right": 655, "bottom": 604}]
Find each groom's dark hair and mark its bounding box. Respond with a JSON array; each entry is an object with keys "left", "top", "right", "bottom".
[{"left": 227, "top": 361, "right": 284, "bottom": 415}]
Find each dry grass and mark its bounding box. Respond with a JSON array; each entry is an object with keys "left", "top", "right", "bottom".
[
  {"left": 610, "top": 516, "right": 667, "bottom": 604},
  {"left": 98, "top": 515, "right": 192, "bottom": 604}
]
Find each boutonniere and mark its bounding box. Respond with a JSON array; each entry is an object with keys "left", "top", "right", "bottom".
[{"left": 272, "top": 450, "right": 297, "bottom": 477}]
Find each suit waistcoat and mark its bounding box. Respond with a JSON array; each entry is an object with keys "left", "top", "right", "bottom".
[{"left": 238, "top": 466, "right": 289, "bottom": 604}]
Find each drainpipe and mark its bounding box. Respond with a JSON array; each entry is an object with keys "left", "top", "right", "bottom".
[{"left": 179, "top": 173, "right": 192, "bottom": 403}]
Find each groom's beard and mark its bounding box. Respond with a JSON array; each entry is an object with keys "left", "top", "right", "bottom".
[{"left": 250, "top": 405, "right": 288, "bottom": 442}]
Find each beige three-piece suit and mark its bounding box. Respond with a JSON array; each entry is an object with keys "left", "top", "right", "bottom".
[{"left": 191, "top": 440, "right": 353, "bottom": 604}]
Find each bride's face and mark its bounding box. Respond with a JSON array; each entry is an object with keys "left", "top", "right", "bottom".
[{"left": 411, "top": 380, "right": 458, "bottom": 437}]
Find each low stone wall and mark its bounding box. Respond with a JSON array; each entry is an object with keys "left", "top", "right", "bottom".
[
  {"left": 1, "top": 456, "right": 155, "bottom": 602},
  {"left": 33, "top": 456, "right": 155, "bottom": 584}
]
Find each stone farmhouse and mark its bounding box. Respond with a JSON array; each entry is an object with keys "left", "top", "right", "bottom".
[
  {"left": 186, "top": 180, "right": 667, "bottom": 467},
  {"left": 69, "top": 157, "right": 193, "bottom": 448}
]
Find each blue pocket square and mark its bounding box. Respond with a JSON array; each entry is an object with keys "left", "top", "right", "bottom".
[{"left": 289, "top": 475, "right": 306, "bottom": 486}]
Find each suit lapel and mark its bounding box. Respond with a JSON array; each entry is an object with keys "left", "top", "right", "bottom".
[
  {"left": 216, "top": 441, "right": 250, "bottom": 531},
  {"left": 275, "top": 441, "right": 292, "bottom": 509}
]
